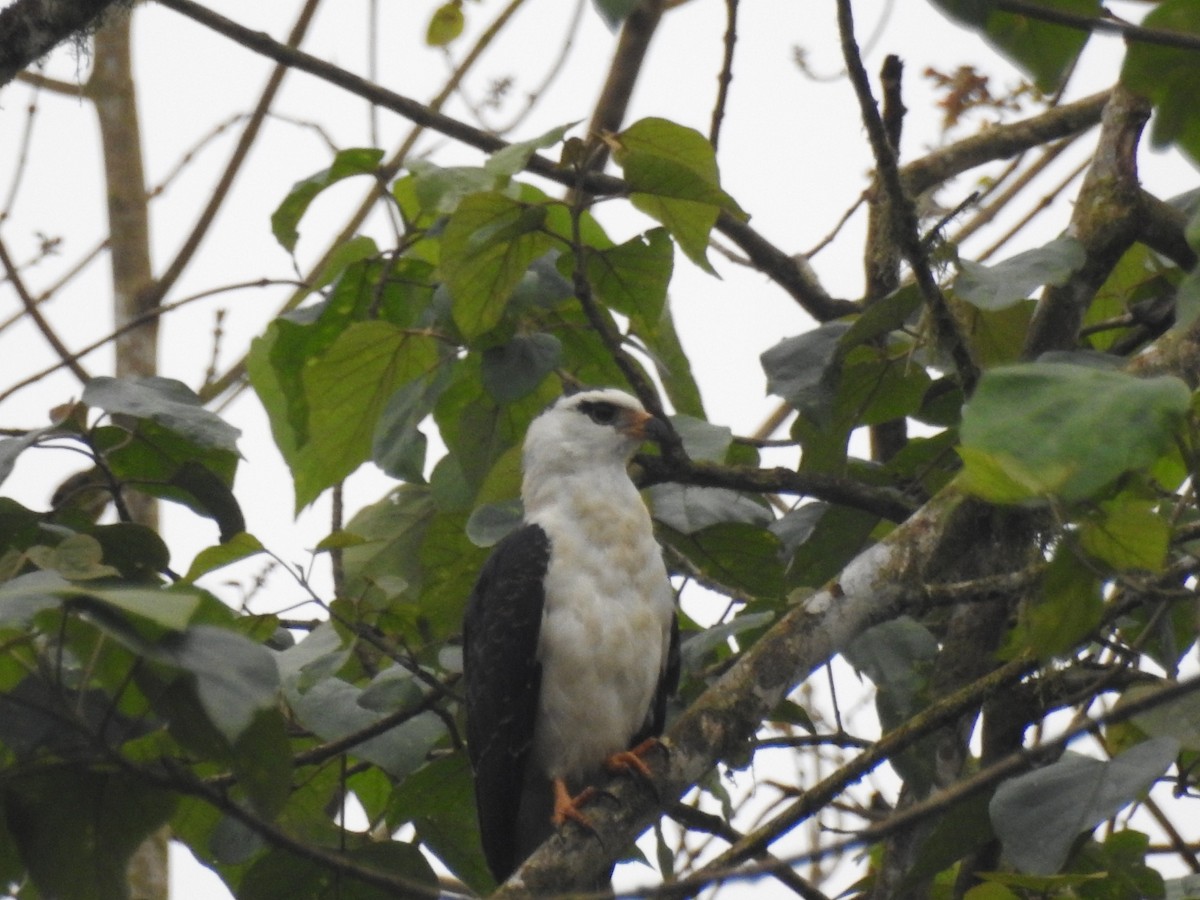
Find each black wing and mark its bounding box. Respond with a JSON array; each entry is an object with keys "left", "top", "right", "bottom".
[
  {"left": 633, "top": 611, "right": 680, "bottom": 747},
  {"left": 463, "top": 524, "right": 550, "bottom": 883}
]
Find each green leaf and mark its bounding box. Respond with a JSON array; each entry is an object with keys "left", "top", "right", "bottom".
[
  {"left": 761, "top": 323, "right": 853, "bottom": 419},
  {"left": 441, "top": 192, "right": 556, "bottom": 339},
  {"left": 1120, "top": 682, "right": 1200, "bottom": 752},
  {"left": 285, "top": 676, "right": 444, "bottom": 778},
  {"left": 312, "top": 234, "right": 379, "bottom": 291},
  {"left": 989, "top": 738, "right": 1179, "bottom": 875},
  {"left": 340, "top": 486, "right": 437, "bottom": 613},
  {"left": 841, "top": 284, "right": 923, "bottom": 351},
  {"left": 613, "top": 118, "right": 744, "bottom": 216},
  {"left": 26, "top": 533, "right": 119, "bottom": 580},
  {"left": 612, "top": 118, "right": 743, "bottom": 272},
  {"left": 660, "top": 522, "right": 783, "bottom": 600},
  {"left": 480, "top": 333, "right": 561, "bottom": 404},
  {"left": 271, "top": 147, "right": 385, "bottom": 251},
  {"left": 586, "top": 227, "right": 674, "bottom": 322},
  {"left": 485, "top": 123, "right": 575, "bottom": 179},
  {"left": 465, "top": 498, "right": 523, "bottom": 548},
  {"left": 6, "top": 771, "right": 174, "bottom": 900},
  {"left": 1010, "top": 548, "right": 1102, "bottom": 661},
  {"left": 425, "top": 0, "right": 463, "bottom": 46},
  {"left": 83, "top": 376, "right": 241, "bottom": 452},
  {"left": 630, "top": 301, "right": 707, "bottom": 419},
  {"left": 646, "top": 484, "right": 771, "bottom": 534},
  {"left": 184, "top": 532, "right": 266, "bottom": 582},
  {"left": 678, "top": 611, "right": 774, "bottom": 674},
  {"left": 959, "top": 363, "right": 1191, "bottom": 504},
  {"left": 1122, "top": 0, "right": 1200, "bottom": 167},
  {"left": 670, "top": 414, "right": 732, "bottom": 461},
  {"left": 85, "top": 583, "right": 202, "bottom": 632},
  {"left": 163, "top": 625, "right": 280, "bottom": 742},
  {"left": 983, "top": 0, "right": 1099, "bottom": 92},
  {"left": 294, "top": 322, "right": 441, "bottom": 509},
  {"left": 390, "top": 755, "right": 493, "bottom": 890},
  {"left": 631, "top": 194, "right": 719, "bottom": 273},
  {"left": 844, "top": 617, "right": 938, "bottom": 727},
  {"left": 373, "top": 363, "right": 456, "bottom": 484},
  {"left": 0, "top": 429, "right": 46, "bottom": 489},
  {"left": 240, "top": 842, "right": 437, "bottom": 900},
  {"left": 1079, "top": 497, "right": 1169, "bottom": 572},
  {"left": 591, "top": 0, "right": 640, "bottom": 29},
  {"left": 955, "top": 236, "right": 1086, "bottom": 311}
]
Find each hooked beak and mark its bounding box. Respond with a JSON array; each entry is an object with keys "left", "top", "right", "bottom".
[{"left": 621, "top": 409, "right": 672, "bottom": 444}]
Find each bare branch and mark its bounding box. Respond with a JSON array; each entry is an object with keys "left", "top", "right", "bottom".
[
  {"left": 836, "top": 0, "right": 978, "bottom": 392},
  {"left": 0, "top": 235, "right": 89, "bottom": 383}
]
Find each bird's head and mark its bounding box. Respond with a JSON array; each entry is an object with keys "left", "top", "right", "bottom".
[{"left": 523, "top": 388, "right": 670, "bottom": 478}]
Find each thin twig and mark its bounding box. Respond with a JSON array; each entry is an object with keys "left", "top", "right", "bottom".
[
  {"left": 835, "top": 0, "right": 978, "bottom": 393},
  {"left": 0, "top": 236, "right": 89, "bottom": 384},
  {"left": 709, "top": 0, "right": 738, "bottom": 151}
]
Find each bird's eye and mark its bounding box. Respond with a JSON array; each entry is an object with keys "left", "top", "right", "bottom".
[{"left": 579, "top": 401, "right": 619, "bottom": 425}]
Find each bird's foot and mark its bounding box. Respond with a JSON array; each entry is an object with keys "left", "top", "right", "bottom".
[
  {"left": 603, "top": 738, "right": 665, "bottom": 799},
  {"left": 603, "top": 737, "right": 663, "bottom": 778},
  {"left": 551, "top": 778, "right": 599, "bottom": 833}
]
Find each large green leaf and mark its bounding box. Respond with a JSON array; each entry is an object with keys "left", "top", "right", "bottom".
[
  {"left": 955, "top": 237, "right": 1086, "bottom": 311},
  {"left": 1122, "top": 0, "right": 1200, "bottom": 168},
  {"left": 389, "top": 755, "right": 493, "bottom": 890},
  {"left": 585, "top": 227, "right": 674, "bottom": 322},
  {"left": 928, "top": 0, "right": 1098, "bottom": 91},
  {"left": 761, "top": 323, "right": 853, "bottom": 419},
  {"left": 440, "top": 192, "right": 556, "bottom": 340},
  {"left": 612, "top": 117, "right": 744, "bottom": 271},
  {"left": 285, "top": 676, "right": 445, "bottom": 778},
  {"left": 990, "top": 738, "right": 1179, "bottom": 875},
  {"left": 5, "top": 771, "right": 175, "bottom": 900},
  {"left": 292, "top": 322, "right": 440, "bottom": 508},
  {"left": 83, "top": 376, "right": 241, "bottom": 452},
  {"left": 479, "top": 333, "right": 561, "bottom": 404},
  {"left": 162, "top": 625, "right": 280, "bottom": 743},
  {"left": 959, "top": 363, "right": 1191, "bottom": 504},
  {"left": 271, "top": 147, "right": 385, "bottom": 251},
  {"left": 660, "top": 522, "right": 783, "bottom": 600},
  {"left": 646, "top": 484, "right": 771, "bottom": 534},
  {"left": 373, "top": 362, "right": 457, "bottom": 484},
  {"left": 484, "top": 122, "right": 575, "bottom": 179}
]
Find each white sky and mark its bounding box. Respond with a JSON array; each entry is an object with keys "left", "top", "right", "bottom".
[{"left": 2, "top": 0, "right": 1198, "bottom": 897}]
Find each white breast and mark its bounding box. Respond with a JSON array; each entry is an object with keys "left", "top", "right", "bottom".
[{"left": 528, "top": 475, "right": 673, "bottom": 780}]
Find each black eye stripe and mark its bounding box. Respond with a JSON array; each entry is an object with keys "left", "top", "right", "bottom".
[{"left": 577, "top": 400, "right": 620, "bottom": 425}]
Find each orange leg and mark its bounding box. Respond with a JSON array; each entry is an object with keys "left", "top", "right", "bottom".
[
  {"left": 603, "top": 737, "right": 663, "bottom": 779},
  {"left": 551, "top": 778, "right": 599, "bottom": 831}
]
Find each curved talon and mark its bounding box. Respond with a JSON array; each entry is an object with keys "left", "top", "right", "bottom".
[
  {"left": 604, "top": 737, "right": 664, "bottom": 778},
  {"left": 551, "top": 779, "right": 598, "bottom": 832}
]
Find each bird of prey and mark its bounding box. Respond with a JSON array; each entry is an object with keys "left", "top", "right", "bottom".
[{"left": 463, "top": 387, "right": 680, "bottom": 884}]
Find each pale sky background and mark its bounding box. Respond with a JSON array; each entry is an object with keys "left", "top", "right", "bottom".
[{"left": 1, "top": 0, "right": 1197, "bottom": 897}]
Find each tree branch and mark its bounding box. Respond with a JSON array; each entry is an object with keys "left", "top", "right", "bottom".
[
  {"left": 836, "top": 0, "right": 978, "bottom": 393},
  {"left": 156, "top": 0, "right": 855, "bottom": 327},
  {"left": 1024, "top": 86, "right": 1151, "bottom": 358},
  {"left": 995, "top": 0, "right": 1200, "bottom": 53},
  {"left": 0, "top": 0, "right": 124, "bottom": 86},
  {"left": 902, "top": 90, "right": 1109, "bottom": 198},
  {"left": 636, "top": 455, "right": 917, "bottom": 522},
  {"left": 0, "top": 235, "right": 89, "bottom": 383}
]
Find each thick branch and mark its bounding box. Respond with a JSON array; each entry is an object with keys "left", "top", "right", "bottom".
[
  {"left": 636, "top": 456, "right": 917, "bottom": 523},
  {"left": 902, "top": 90, "right": 1109, "bottom": 197},
  {"left": 1024, "top": 86, "right": 1151, "bottom": 358},
  {"left": 0, "top": 0, "right": 122, "bottom": 86}
]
